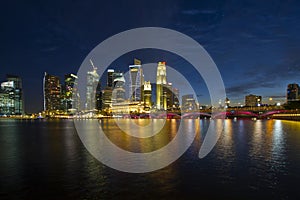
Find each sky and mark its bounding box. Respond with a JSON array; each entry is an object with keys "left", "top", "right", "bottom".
[{"left": 1, "top": 0, "right": 300, "bottom": 113}]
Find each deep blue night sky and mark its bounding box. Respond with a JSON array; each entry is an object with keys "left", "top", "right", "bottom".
[{"left": 1, "top": 0, "right": 300, "bottom": 113}]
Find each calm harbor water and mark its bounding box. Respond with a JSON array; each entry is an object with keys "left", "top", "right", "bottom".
[{"left": 0, "top": 119, "right": 300, "bottom": 199}]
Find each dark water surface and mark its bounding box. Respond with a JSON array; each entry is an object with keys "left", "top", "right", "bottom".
[{"left": 0, "top": 119, "right": 300, "bottom": 199}]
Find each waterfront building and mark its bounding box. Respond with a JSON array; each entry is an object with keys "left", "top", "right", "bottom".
[
  {"left": 225, "top": 97, "right": 230, "bottom": 108},
  {"left": 62, "top": 73, "right": 79, "bottom": 113},
  {"left": 0, "top": 75, "right": 24, "bottom": 115},
  {"left": 182, "top": 94, "right": 197, "bottom": 111},
  {"left": 143, "top": 81, "right": 152, "bottom": 110},
  {"left": 43, "top": 73, "right": 61, "bottom": 112},
  {"left": 245, "top": 94, "right": 262, "bottom": 107},
  {"left": 107, "top": 69, "right": 114, "bottom": 88},
  {"left": 172, "top": 87, "right": 180, "bottom": 111},
  {"left": 129, "top": 59, "right": 144, "bottom": 102},
  {"left": 156, "top": 61, "right": 167, "bottom": 110},
  {"left": 112, "top": 71, "right": 126, "bottom": 103},
  {"left": 85, "top": 61, "right": 100, "bottom": 110},
  {"left": 287, "top": 83, "right": 300, "bottom": 102}
]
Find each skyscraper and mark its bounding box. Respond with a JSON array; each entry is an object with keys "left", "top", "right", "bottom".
[
  {"left": 156, "top": 61, "right": 167, "bottom": 110},
  {"left": 0, "top": 75, "right": 24, "bottom": 115},
  {"left": 6, "top": 75, "right": 23, "bottom": 114},
  {"left": 107, "top": 69, "right": 114, "bottom": 88},
  {"left": 129, "top": 59, "right": 144, "bottom": 102},
  {"left": 43, "top": 73, "right": 61, "bottom": 111},
  {"left": 63, "top": 73, "right": 79, "bottom": 112},
  {"left": 85, "top": 60, "right": 100, "bottom": 110},
  {"left": 143, "top": 81, "right": 152, "bottom": 110},
  {"left": 112, "top": 71, "right": 126, "bottom": 103},
  {"left": 287, "top": 83, "right": 299, "bottom": 102}
]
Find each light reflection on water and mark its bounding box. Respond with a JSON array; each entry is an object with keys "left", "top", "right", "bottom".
[{"left": 0, "top": 119, "right": 300, "bottom": 199}]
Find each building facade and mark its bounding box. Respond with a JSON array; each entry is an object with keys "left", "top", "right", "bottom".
[
  {"left": 129, "top": 60, "right": 144, "bottom": 102},
  {"left": 156, "top": 62, "right": 167, "bottom": 110},
  {"left": 62, "top": 73, "right": 79, "bottom": 113},
  {"left": 245, "top": 94, "right": 262, "bottom": 107},
  {"left": 143, "top": 81, "right": 152, "bottom": 110},
  {"left": 0, "top": 75, "right": 24, "bottom": 115},
  {"left": 43, "top": 73, "right": 61, "bottom": 112},
  {"left": 182, "top": 94, "right": 197, "bottom": 111},
  {"left": 287, "top": 83, "right": 299, "bottom": 102},
  {"left": 85, "top": 66, "right": 100, "bottom": 111}
]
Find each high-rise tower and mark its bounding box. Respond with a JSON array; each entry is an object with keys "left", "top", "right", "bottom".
[
  {"left": 85, "top": 60, "right": 100, "bottom": 110},
  {"left": 156, "top": 62, "right": 167, "bottom": 110},
  {"left": 129, "top": 59, "right": 144, "bottom": 102},
  {"left": 43, "top": 73, "right": 61, "bottom": 111},
  {"left": 143, "top": 81, "right": 152, "bottom": 110}
]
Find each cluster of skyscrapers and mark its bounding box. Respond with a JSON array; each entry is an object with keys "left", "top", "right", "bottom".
[
  {"left": 102, "top": 59, "right": 181, "bottom": 115},
  {"left": 42, "top": 59, "right": 185, "bottom": 116},
  {"left": 43, "top": 73, "right": 80, "bottom": 114},
  {"left": 3, "top": 64, "right": 300, "bottom": 116}
]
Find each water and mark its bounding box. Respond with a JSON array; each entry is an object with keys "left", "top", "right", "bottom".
[{"left": 0, "top": 119, "right": 300, "bottom": 199}]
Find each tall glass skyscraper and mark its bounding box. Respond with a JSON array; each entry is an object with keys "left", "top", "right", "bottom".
[
  {"left": 63, "top": 73, "right": 79, "bottom": 112},
  {"left": 112, "top": 71, "right": 126, "bottom": 103},
  {"left": 129, "top": 59, "right": 144, "bottom": 102},
  {"left": 0, "top": 75, "right": 24, "bottom": 115},
  {"left": 85, "top": 64, "right": 100, "bottom": 111}
]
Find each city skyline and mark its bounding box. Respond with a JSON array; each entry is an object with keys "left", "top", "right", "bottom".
[{"left": 1, "top": 59, "right": 298, "bottom": 115}]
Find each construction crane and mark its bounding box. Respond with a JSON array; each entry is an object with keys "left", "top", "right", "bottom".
[{"left": 89, "top": 59, "right": 97, "bottom": 70}]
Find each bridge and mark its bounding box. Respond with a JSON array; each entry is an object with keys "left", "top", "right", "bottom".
[{"left": 120, "top": 109, "right": 289, "bottom": 119}]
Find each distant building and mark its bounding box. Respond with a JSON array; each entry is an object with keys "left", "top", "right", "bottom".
[
  {"left": 129, "top": 59, "right": 144, "bottom": 102},
  {"left": 287, "top": 83, "right": 299, "bottom": 102},
  {"left": 182, "top": 94, "right": 197, "bottom": 111},
  {"left": 43, "top": 73, "right": 61, "bottom": 111},
  {"left": 245, "top": 94, "right": 262, "bottom": 107},
  {"left": 165, "top": 83, "right": 175, "bottom": 111},
  {"left": 172, "top": 87, "right": 180, "bottom": 111},
  {"left": 156, "top": 61, "right": 167, "bottom": 110},
  {"left": 0, "top": 75, "right": 24, "bottom": 115},
  {"left": 225, "top": 97, "right": 230, "bottom": 108}
]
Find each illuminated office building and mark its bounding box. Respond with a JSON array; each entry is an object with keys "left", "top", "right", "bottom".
[
  {"left": 43, "top": 73, "right": 61, "bottom": 111},
  {"left": 107, "top": 69, "right": 114, "bottom": 88},
  {"left": 0, "top": 75, "right": 24, "bottom": 115},
  {"left": 112, "top": 71, "right": 126, "bottom": 103},
  {"left": 143, "top": 81, "right": 152, "bottom": 110},
  {"left": 245, "top": 94, "right": 262, "bottom": 107},
  {"left": 182, "top": 94, "right": 197, "bottom": 111},
  {"left": 156, "top": 62, "right": 167, "bottom": 110},
  {"left": 86, "top": 62, "right": 100, "bottom": 110},
  {"left": 62, "top": 73, "right": 79, "bottom": 112},
  {"left": 129, "top": 59, "right": 144, "bottom": 101}
]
